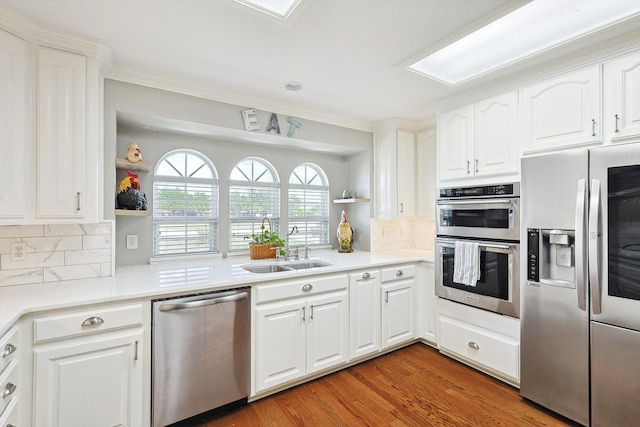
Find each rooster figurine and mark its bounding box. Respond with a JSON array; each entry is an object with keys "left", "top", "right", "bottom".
[
  {"left": 337, "top": 210, "right": 353, "bottom": 253},
  {"left": 117, "top": 171, "right": 148, "bottom": 210}
]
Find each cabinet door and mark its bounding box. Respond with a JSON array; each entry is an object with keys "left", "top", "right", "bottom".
[
  {"left": 416, "top": 129, "right": 436, "bottom": 219},
  {"left": 521, "top": 65, "right": 601, "bottom": 153},
  {"left": 33, "top": 331, "right": 144, "bottom": 427},
  {"left": 0, "top": 29, "right": 31, "bottom": 220},
  {"left": 604, "top": 51, "right": 640, "bottom": 142},
  {"left": 474, "top": 91, "right": 519, "bottom": 177},
  {"left": 396, "top": 129, "right": 415, "bottom": 217},
  {"left": 437, "top": 105, "right": 473, "bottom": 181},
  {"left": 255, "top": 299, "right": 306, "bottom": 392},
  {"left": 306, "top": 292, "right": 349, "bottom": 375},
  {"left": 36, "top": 46, "right": 87, "bottom": 219},
  {"left": 349, "top": 271, "right": 381, "bottom": 359},
  {"left": 381, "top": 280, "right": 415, "bottom": 348}
]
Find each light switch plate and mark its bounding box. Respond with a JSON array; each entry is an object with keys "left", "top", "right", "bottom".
[{"left": 126, "top": 234, "right": 138, "bottom": 250}]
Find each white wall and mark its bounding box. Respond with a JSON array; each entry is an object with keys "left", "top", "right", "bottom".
[{"left": 104, "top": 80, "right": 374, "bottom": 265}]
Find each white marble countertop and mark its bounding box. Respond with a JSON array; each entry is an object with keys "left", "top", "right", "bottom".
[{"left": 0, "top": 249, "right": 433, "bottom": 335}]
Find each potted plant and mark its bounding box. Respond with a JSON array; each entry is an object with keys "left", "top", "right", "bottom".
[{"left": 245, "top": 218, "right": 285, "bottom": 260}]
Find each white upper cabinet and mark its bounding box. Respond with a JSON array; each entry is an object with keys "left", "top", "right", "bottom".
[
  {"left": 603, "top": 51, "right": 640, "bottom": 143},
  {"left": 438, "top": 91, "right": 519, "bottom": 184},
  {"left": 437, "top": 105, "right": 473, "bottom": 181},
  {"left": 521, "top": 65, "right": 601, "bottom": 153},
  {"left": 0, "top": 28, "right": 31, "bottom": 220},
  {"left": 416, "top": 129, "right": 436, "bottom": 219},
  {"left": 473, "top": 91, "right": 519, "bottom": 177},
  {"left": 36, "top": 47, "right": 88, "bottom": 219},
  {"left": 0, "top": 9, "right": 106, "bottom": 224},
  {"left": 374, "top": 123, "right": 416, "bottom": 219}
]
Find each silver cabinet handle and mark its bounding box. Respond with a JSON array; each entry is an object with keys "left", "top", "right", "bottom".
[
  {"left": 134, "top": 340, "right": 139, "bottom": 361},
  {"left": 385, "top": 290, "right": 389, "bottom": 303},
  {"left": 592, "top": 118, "right": 596, "bottom": 137},
  {"left": 2, "top": 382, "right": 16, "bottom": 399},
  {"left": 396, "top": 270, "right": 404, "bottom": 277},
  {"left": 76, "top": 191, "right": 81, "bottom": 211},
  {"left": 302, "top": 306, "right": 306, "bottom": 322},
  {"left": 310, "top": 305, "right": 314, "bottom": 320},
  {"left": 399, "top": 202, "right": 404, "bottom": 213},
  {"left": 2, "top": 343, "right": 16, "bottom": 358},
  {"left": 302, "top": 283, "right": 313, "bottom": 292},
  {"left": 362, "top": 272, "right": 371, "bottom": 280},
  {"left": 81, "top": 316, "right": 104, "bottom": 327},
  {"left": 475, "top": 159, "right": 479, "bottom": 173},
  {"left": 466, "top": 160, "right": 470, "bottom": 174},
  {"left": 468, "top": 342, "right": 480, "bottom": 350},
  {"left": 7, "top": 424, "right": 16, "bottom": 427},
  {"left": 615, "top": 114, "right": 620, "bottom": 133}
]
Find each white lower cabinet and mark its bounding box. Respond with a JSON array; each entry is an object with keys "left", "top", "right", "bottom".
[
  {"left": 0, "top": 327, "right": 19, "bottom": 426},
  {"left": 381, "top": 265, "right": 416, "bottom": 349},
  {"left": 349, "top": 269, "right": 381, "bottom": 360},
  {"left": 437, "top": 299, "right": 520, "bottom": 386},
  {"left": 31, "top": 303, "right": 146, "bottom": 427},
  {"left": 254, "top": 275, "right": 349, "bottom": 393}
]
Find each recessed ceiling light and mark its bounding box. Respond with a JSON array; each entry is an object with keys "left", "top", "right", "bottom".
[
  {"left": 284, "top": 82, "right": 304, "bottom": 91},
  {"left": 234, "top": 0, "right": 301, "bottom": 20},
  {"left": 408, "top": 0, "right": 640, "bottom": 86}
]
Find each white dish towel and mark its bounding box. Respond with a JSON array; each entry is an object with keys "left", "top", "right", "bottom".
[{"left": 453, "top": 241, "right": 480, "bottom": 287}]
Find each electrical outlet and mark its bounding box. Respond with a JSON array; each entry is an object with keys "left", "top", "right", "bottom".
[
  {"left": 126, "top": 234, "right": 138, "bottom": 250},
  {"left": 11, "top": 242, "right": 27, "bottom": 261}
]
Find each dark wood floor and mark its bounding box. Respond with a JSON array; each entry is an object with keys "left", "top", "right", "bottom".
[{"left": 190, "top": 343, "right": 577, "bottom": 427}]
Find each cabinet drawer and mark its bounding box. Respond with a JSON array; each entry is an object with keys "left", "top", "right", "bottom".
[
  {"left": 439, "top": 316, "right": 519, "bottom": 381},
  {"left": 381, "top": 264, "right": 415, "bottom": 282},
  {"left": 256, "top": 274, "right": 347, "bottom": 304},
  {"left": 0, "top": 360, "right": 18, "bottom": 417},
  {"left": 34, "top": 303, "right": 144, "bottom": 343},
  {"left": 0, "top": 393, "right": 18, "bottom": 427},
  {"left": 0, "top": 328, "right": 18, "bottom": 376}
]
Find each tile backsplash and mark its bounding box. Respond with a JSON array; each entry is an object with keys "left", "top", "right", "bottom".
[
  {"left": 370, "top": 218, "right": 435, "bottom": 252},
  {"left": 0, "top": 222, "right": 113, "bottom": 287}
]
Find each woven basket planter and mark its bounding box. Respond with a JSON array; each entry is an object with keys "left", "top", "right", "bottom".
[{"left": 249, "top": 242, "right": 278, "bottom": 260}]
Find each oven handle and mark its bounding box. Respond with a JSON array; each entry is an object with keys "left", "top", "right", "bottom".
[
  {"left": 436, "top": 238, "right": 516, "bottom": 250},
  {"left": 436, "top": 199, "right": 514, "bottom": 205}
]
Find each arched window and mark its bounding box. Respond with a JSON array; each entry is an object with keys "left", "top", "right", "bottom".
[
  {"left": 229, "top": 157, "right": 280, "bottom": 252},
  {"left": 153, "top": 150, "right": 219, "bottom": 256},
  {"left": 288, "top": 163, "right": 330, "bottom": 247}
]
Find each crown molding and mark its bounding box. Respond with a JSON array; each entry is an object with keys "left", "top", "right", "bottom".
[
  {"left": 0, "top": 4, "right": 112, "bottom": 69},
  {"left": 106, "top": 67, "right": 375, "bottom": 133}
]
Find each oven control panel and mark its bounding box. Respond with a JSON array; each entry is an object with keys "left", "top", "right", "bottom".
[{"left": 527, "top": 228, "right": 539, "bottom": 282}]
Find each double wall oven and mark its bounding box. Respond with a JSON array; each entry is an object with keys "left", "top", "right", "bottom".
[{"left": 435, "top": 183, "right": 520, "bottom": 318}]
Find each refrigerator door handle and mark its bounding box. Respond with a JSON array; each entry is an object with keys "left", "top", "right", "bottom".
[
  {"left": 589, "top": 179, "right": 602, "bottom": 314},
  {"left": 575, "top": 178, "right": 587, "bottom": 311}
]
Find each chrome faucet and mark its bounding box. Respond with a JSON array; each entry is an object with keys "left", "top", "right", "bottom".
[
  {"left": 285, "top": 226, "right": 299, "bottom": 260},
  {"left": 304, "top": 246, "right": 311, "bottom": 260}
]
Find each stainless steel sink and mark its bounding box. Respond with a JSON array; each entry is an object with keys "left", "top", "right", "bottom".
[
  {"left": 241, "top": 264, "right": 295, "bottom": 274},
  {"left": 285, "top": 261, "right": 332, "bottom": 270},
  {"left": 241, "top": 260, "right": 331, "bottom": 273}
]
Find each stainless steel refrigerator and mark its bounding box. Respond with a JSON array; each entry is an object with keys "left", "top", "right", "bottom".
[{"left": 521, "top": 143, "right": 640, "bottom": 427}]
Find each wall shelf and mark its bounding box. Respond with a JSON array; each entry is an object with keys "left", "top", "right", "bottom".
[
  {"left": 115, "top": 158, "right": 151, "bottom": 172},
  {"left": 115, "top": 209, "right": 151, "bottom": 217},
  {"left": 332, "top": 198, "right": 370, "bottom": 204}
]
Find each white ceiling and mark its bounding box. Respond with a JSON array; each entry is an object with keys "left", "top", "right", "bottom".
[{"left": 2, "top": 0, "right": 640, "bottom": 131}]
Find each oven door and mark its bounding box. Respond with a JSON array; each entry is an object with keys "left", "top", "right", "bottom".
[
  {"left": 435, "top": 237, "right": 520, "bottom": 318},
  {"left": 436, "top": 198, "right": 519, "bottom": 241}
]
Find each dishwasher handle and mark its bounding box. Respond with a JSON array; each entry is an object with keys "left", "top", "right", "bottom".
[{"left": 158, "top": 292, "right": 248, "bottom": 312}]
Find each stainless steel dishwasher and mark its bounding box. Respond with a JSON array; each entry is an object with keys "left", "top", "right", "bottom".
[{"left": 152, "top": 287, "right": 250, "bottom": 427}]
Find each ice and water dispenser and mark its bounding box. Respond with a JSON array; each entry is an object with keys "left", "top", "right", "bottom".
[{"left": 527, "top": 228, "right": 576, "bottom": 287}]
